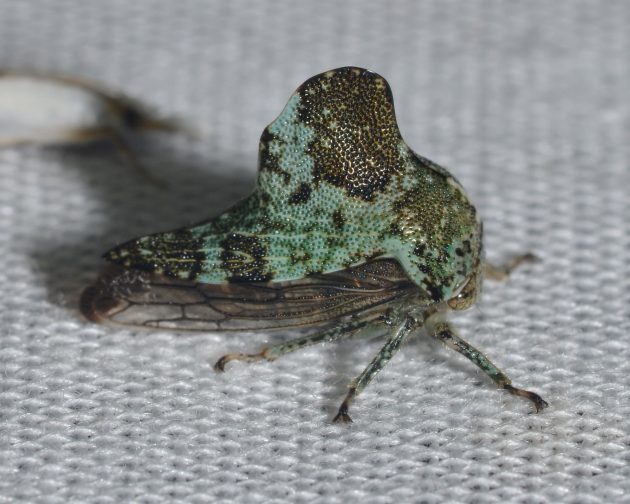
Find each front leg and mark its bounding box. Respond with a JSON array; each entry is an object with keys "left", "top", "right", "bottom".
[
  {"left": 484, "top": 253, "right": 539, "bottom": 281},
  {"left": 425, "top": 312, "right": 548, "bottom": 412}
]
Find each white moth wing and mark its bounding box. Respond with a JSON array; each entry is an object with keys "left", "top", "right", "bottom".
[{"left": 0, "top": 75, "right": 110, "bottom": 146}]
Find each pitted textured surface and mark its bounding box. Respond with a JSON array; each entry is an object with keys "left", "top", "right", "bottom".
[
  {"left": 106, "top": 66, "right": 480, "bottom": 302},
  {"left": 1, "top": 1, "right": 629, "bottom": 502}
]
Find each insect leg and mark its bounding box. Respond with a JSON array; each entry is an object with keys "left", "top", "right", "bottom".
[
  {"left": 214, "top": 318, "right": 376, "bottom": 372},
  {"left": 425, "top": 312, "right": 548, "bottom": 412},
  {"left": 333, "top": 315, "right": 416, "bottom": 423},
  {"left": 108, "top": 130, "right": 167, "bottom": 188},
  {"left": 484, "top": 253, "right": 539, "bottom": 281}
]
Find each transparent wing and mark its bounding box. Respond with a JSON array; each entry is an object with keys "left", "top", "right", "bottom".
[{"left": 81, "top": 259, "right": 423, "bottom": 331}]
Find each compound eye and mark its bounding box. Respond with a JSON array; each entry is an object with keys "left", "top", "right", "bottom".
[{"left": 447, "top": 274, "right": 479, "bottom": 311}]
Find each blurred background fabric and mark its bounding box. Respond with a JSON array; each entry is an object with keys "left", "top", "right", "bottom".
[{"left": 1, "top": 1, "right": 629, "bottom": 502}]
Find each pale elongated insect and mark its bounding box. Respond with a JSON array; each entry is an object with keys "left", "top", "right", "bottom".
[
  {"left": 0, "top": 70, "right": 186, "bottom": 181},
  {"left": 81, "top": 67, "right": 548, "bottom": 422}
]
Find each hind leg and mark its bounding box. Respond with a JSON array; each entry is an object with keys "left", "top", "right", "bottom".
[{"left": 214, "top": 318, "right": 381, "bottom": 372}]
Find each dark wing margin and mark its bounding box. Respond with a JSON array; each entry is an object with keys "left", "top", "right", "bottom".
[{"left": 80, "top": 259, "right": 421, "bottom": 332}]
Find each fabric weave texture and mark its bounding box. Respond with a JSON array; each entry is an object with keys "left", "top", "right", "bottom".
[{"left": 1, "top": 1, "right": 629, "bottom": 502}]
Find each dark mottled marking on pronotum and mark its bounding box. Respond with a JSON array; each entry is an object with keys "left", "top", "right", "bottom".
[
  {"left": 259, "top": 191, "right": 272, "bottom": 204},
  {"left": 289, "top": 250, "right": 312, "bottom": 265},
  {"left": 295, "top": 67, "right": 403, "bottom": 201},
  {"left": 413, "top": 242, "right": 427, "bottom": 258},
  {"left": 105, "top": 229, "right": 206, "bottom": 280},
  {"left": 332, "top": 209, "right": 345, "bottom": 230},
  {"left": 288, "top": 183, "right": 312, "bottom": 204},
  {"left": 258, "top": 129, "right": 291, "bottom": 184},
  {"left": 388, "top": 221, "right": 402, "bottom": 238},
  {"left": 220, "top": 233, "right": 273, "bottom": 282}
]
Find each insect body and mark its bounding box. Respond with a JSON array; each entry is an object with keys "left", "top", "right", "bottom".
[
  {"left": 81, "top": 67, "right": 547, "bottom": 422},
  {"left": 0, "top": 71, "right": 184, "bottom": 182}
]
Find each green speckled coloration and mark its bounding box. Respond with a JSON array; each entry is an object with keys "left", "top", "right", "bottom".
[
  {"left": 106, "top": 67, "right": 482, "bottom": 303},
  {"left": 85, "top": 67, "right": 548, "bottom": 422}
]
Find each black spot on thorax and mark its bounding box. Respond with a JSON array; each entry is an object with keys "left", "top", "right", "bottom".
[
  {"left": 288, "top": 183, "right": 312, "bottom": 204},
  {"left": 258, "top": 129, "right": 292, "bottom": 184},
  {"left": 332, "top": 209, "right": 346, "bottom": 230},
  {"left": 219, "top": 233, "right": 273, "bottom": 282}
]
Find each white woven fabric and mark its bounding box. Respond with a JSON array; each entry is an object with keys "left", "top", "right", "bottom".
[{"left": 1, "top": 1, "right": 629, "bottom": 502}]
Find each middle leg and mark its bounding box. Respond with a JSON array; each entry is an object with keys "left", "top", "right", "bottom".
[{"left": 333, "top": 315, "right": 417, "bottom": 423}]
